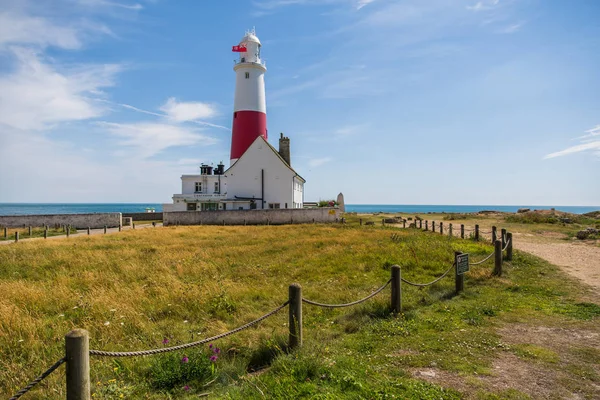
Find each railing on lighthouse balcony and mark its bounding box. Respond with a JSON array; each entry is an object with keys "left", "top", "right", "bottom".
[{"left": 233, "top": 58, "right": 266, "bottom": 68}]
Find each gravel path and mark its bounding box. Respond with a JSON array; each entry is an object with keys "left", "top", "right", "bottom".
[{"left": 515, "top": 239, "right": 600, "bottom": 293}]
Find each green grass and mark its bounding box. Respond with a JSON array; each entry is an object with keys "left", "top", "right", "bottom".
[
  {"left": 0, "top": 226, "right": 78, "bottom": 241},
  {"left": 0, "top": 224, "right": 598, "bottom": 398}
]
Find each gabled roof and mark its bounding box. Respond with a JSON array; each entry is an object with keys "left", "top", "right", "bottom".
[{"left": 225, "top": 136, "right": 306, "bottom": 182}]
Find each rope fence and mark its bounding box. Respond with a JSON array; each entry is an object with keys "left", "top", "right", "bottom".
[
  {"left": 9, "top": 358, "right": 66, "bottom": 400},
  {"left": 400, "top": 263, "right": 454, "bottom": 287},
  {"left": 89, "top": 302, "right": 289, "bottom": 358},
  {"left": 302, "top": 280, "right": 391, "bottom": 308}
]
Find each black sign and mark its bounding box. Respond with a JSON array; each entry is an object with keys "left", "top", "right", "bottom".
[{"left": 456, "top": 253, "right": 469, "bottom": 275}]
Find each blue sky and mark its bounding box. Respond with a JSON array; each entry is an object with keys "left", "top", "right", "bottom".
[{"left": 0, "top": 0, "right": 598, "bottom": 205}]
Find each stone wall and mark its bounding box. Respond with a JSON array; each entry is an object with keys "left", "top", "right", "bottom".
[
  {"left": 164, "top": 208, "right": 340, "bottom": 226},
  {"left": 0, "top": 213, "right": 122, "bottom": 229},
  {"left": 122, "top": 212, "right": 163, "bottom": 221}
]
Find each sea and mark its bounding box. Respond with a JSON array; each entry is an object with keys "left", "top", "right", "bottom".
[{"left": 0, "top": 203, "right": 598, "bottom": 216}]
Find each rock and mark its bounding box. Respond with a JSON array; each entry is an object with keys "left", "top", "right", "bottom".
[
  {"left": 517, "top": 208, "right": 530, "bottom": 213},
  {"left": 365, "top": 221, "right": 375, "bottom": 226},
  {"left": 576, "top": 228, "right": 597, "bottom": 240},
  {"left": 384, "top": 218, "right": 399, "bottom": 224}
]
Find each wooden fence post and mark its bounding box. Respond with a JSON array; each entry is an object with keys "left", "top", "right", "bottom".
[
  {"left": 403, "top": 220, "right": 406, "bottom": 229},
  {"left": 66, "top": 226, "right": 70, "bottom": 238},
  {"left": 425, "top": 220, "right": 428, "bottom": 231},
  {"left": 493, "top": 240, "right": 502, "bottom": 276},
  {"left": 104, "top": 226, "right": 107, "bottom": 234},
  {"left": 87, "top": 227, "right": 90, "bottom": 235},
  {"left": 492, "top": 226, "right": 497, "bottom": 244},
  {"left": 455, "top": 251, "right": 464, "bottom": 293},
  {"left": 28, "top": 226, "right": 32, "bottom": 236},
  {"left": 432, "top": 221, "right": 436, "bottom": 232},
  {"left": 359, "top": 218, "right": 362, "bottom": 226},
  {"left": 382, "top": 218, "right": 385, "bottom": 226},
  {"left": 44, "top": 228, "right": 48, "bottom": 239},
  {"left": 15, "top": 232, "right": 19, "bottom": 242},
  {"left": 419, "top": 219, "right": 422, "bottom": 229},
  {"left": 460, "top": 224, "right": 464, "bottom": 239},
  {"left": 449, "top": 223, "right": 453, "bottom": 237},
  {"left": 118, "top": 225, "right": 122, "bottom": 232},
  {"left": 440, "top": 222, "right": 444, "bottom": 235},
  {"left": 501, "top": 228, "right": 506, "bottom": 249},
  {"left": 288, "top": 283, "right": 302, "bottom": 349},
  {"left": 507, "top": 232, "right": 513, "bottom": 261},
  {"left": 4, "top": 227, "right": 7, "bottom": 239},
  {"left": 65, "top": 329, "right": 90, "bottom": 400},
  {"left": 152, "top": 222, "right": 156, "bottom": 227},
  {"left": 391, "top": 265, "right": 402, "bottom": 313},
  {"left": 475, "top": 224, "right": 479, "bottom": 241},
  {"left": 133, "top": 223, "right": 136, "bottom": 230}
]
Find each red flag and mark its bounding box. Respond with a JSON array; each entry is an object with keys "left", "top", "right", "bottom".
[{"left": 232, "top": 45, "right": 247, "bottom": 52}]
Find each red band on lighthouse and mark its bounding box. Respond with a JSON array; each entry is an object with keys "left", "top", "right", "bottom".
[{"left": 231, "top": 111, "right": 267, "bottom": 160}]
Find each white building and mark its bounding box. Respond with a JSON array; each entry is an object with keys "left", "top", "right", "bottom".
[
  {"left": 165, "top": 29, "right": 305, "bottom": 213},
  {"left": 167, "top": 134, "right": 305, "bottom": 212}
]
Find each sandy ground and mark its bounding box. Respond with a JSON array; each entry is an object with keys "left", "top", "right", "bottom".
[{"left": 514, "top": 238, "right": 600, "bottom": 293}]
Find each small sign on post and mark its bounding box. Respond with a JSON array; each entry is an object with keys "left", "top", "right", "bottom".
[{"left": 456, "top": 253, "right": 469, "bottom": 275}]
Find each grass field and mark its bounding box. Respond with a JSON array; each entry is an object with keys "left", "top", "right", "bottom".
[
  {"left": 0, "top": 226, "right": 78, "bottom": 241},
  {"left": 1, "top": 223, "right": 599, "bottom": 399}
]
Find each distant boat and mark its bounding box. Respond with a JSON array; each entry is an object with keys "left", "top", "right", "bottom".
[{"left": 145, "top": 207, "right": 156, "bottom": 213}]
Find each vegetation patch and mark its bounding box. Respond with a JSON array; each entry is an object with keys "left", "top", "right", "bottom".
[{"left": 1, "top": 222, "right": 598, "bottom": 398}]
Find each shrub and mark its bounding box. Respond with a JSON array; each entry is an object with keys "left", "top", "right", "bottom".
[{"left": 147, "top": 349, "right": 213, "bottom": 390}]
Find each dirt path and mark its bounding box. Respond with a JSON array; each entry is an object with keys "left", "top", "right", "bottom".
[{"left": 514, "top": 238, "right": 600, "bottom": 293}]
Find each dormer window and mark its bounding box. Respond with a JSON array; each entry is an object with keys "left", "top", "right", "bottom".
[{"left": 245, "top": 72, "right": 250, "bottom": 79}]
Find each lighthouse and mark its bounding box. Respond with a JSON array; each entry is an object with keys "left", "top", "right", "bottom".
[
  {"left": 230, "top": 28, "right": 267, "bottom": 165},
  {"left": 166, "top": 28, "right": 306, "bottom": 214}
]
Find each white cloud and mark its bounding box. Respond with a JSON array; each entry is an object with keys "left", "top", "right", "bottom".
[
  {"left": 159, "top": 97, "right": 218, "bottom": 122},
  {"left": 97, "top": 121, "right": 217, "bottom": 158},
  {"left": 579, "top": 125, "right": 600, "bottom": 140},
  {"left": 0, "top": 47, "right": 120, "bottom": 130},
  {"left": 467, "top": 0, "right": 500, "bottom": 12},
  {"left": 0, "top": 11, "right": 82, "bottom": 49},
  {"left": 544, "top": 125, "right": 600, "bottom": 159},
  {"left": 356, "top": 0, "right": 376, "bottom": 10},
  {"left": 308, "top": 157, "right": 333, "bottom": 167}
]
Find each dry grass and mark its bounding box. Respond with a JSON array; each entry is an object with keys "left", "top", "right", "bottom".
[{"left": 1, "top": 223, "right": 598, "bottom": 399}]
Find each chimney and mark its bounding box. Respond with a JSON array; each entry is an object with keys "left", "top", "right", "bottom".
[{"left": 278, "top": 132, "right": 291, "bottom": 166}]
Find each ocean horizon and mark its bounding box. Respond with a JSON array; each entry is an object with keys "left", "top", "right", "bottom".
[{"left": 0, "top": 203, "right": 598, "bottom": 216}]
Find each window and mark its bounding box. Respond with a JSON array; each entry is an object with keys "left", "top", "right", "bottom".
[
  {"left": 214, "top": 182, "right": 219, "bottom": 193},
  {"left": 195, "top": 182, "right": 202, "bottom": 193},
  {"left": 187, "top": 202, "right": 197, "bottom": 211},
  {"left": 268, "top": 203, "right": 280, "bottom": 209},
  {"left": 285, "top": 203, "right": 288, "bottom": 209},
  {"left": 245, "top": 72, "right": 250, "bottom": 79}
]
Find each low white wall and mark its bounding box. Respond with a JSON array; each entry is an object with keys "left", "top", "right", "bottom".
[
  {"left": 0, "top": 213, "right": 122, "bottom": 229},
  {"left": 164, "top": 208, "right": 340, "bottom": 226}
]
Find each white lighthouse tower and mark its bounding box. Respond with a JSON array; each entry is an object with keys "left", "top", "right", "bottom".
[{"left": 230, "top": 28, "right": 267, "bottom": 165}]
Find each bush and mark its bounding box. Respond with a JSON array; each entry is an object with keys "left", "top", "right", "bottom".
[
  {"left": 147, "top": 349, "right": 213, "bottom": 391},
  {"left": 442, "top": 213, "right": 472, "bottom": 221},
  {"left": 318, "top": 200, "right": 338, "bottom": 207}
]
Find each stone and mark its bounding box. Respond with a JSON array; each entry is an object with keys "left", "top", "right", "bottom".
[{"left": 517, "top": 208, "right": 530, "bottom": 213}]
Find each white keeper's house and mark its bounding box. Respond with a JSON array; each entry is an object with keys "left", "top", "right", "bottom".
[{"left": 164, "top": 29, "right": 305, "bottom": 212}]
